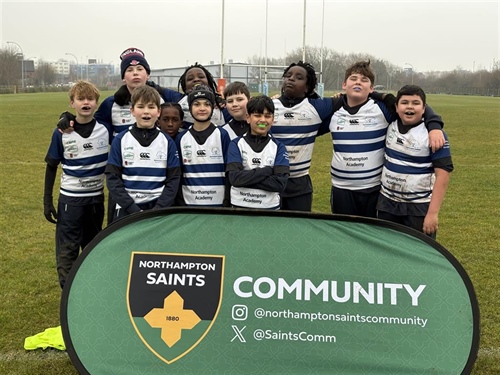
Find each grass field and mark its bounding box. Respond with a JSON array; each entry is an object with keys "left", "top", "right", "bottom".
[{"left": 0, "top": 91, "right": 499, "bottom": 374}]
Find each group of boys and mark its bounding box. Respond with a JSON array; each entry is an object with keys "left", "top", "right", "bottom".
[{"left": 44, "top": 47, "right": 452, "bottom": 289}]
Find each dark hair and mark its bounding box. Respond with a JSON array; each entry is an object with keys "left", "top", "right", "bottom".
[
  {"left": 282, "top": 61, "right": 319, "bottom": 99},
  {"left": 178, "top": 62, "right": 223, "bottom": 109},
  {"left": 344, "top": 60, "right": 375, "bottom": 84},
  {"left": 396, "top": 85, "right": 427, "bottom": 105},
  {"left": 223, "top": 81, "right": 250, "bottom": 99},
  {"left": 246, "top": 95, "right": 275, "bottom": 115},
  {"left": 160, "top": 102, "right": 184, "bottom": 120}
]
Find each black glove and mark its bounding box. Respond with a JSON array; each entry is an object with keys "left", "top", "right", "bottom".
[
  {"left": 146, "top": 80, "right": 158, "bottom": 89},
  {"left": 383, "top": 93, "right": 397, "bottom": 110},
  {"left": 43, "top": 195, "right": 57, "bottom": 224},
  {"left": 114, "top": 85, "right": 131, "bottom": 106},
  {"left": 57, "top": 111, "right": 76, "bottom": 132}
]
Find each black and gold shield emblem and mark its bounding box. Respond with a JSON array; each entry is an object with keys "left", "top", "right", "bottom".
[{"left": 127, "top": 252, "right": 224, "bottom": 364}]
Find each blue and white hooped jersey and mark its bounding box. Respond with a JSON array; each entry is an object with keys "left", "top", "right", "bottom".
[
  {"left": 178, "top": 96, "right": 226, "bottom": 127},
  {"left": 228, "top": 137, "right": 288, "bottom": 209},
  {"left": 109, "top": 101, "right": 135, "bottom": 137},
  {"left": 98, "top": 96, "right": 166, "bottom": 138},
  {"left": 109, "top": 131, "right": 179, "bottom": 205},
  {"left": 329, "top": 99, "right": 391, "bottom": 190},
  {"left": 221, "top": 123, "right": 243, "bottom": 140},
  {"left": 380, "top": 121, "right": 451, "bottom": 203},
  {"left": 48, "top": 122, "right": 109, "bottom": 198},
  {"left": 271, "top": 98, "right": 331, "bottom": 179},
  {"left": 178, "top": 127, "right": 228, "bottom": 206}
]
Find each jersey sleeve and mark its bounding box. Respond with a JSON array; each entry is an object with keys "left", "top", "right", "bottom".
[
  {"left": 309, "top": 97, "right": 334, "bottom": 121},
  {"left": 226, "top": 138, "right": 243, "bottom": 166},
  {"left": 94, "top": 96, "right": 114, "bottom": 130},
  {"left": 45, "top": 128, "right": 64, "bottom": 165},
  {"left": 219, "top": 127, "right": 231, "bottom": 161},
  {"left": 375, "top": 100, "right": 398, "bottom": 123},
  {"left": 423, "top": 104, "right": 444, "bottom": 130},
  {"left": 165, "top": 134, "right": 180, "bottom": 169},
  {"left": 106, "top": 134, "right": 123, "bottom": 168},
  {"left": 160, "top": 87, "right": 184, "bottom": 103},
  {"left": 431, "top": 132, "right": 453, "bottom": 170},
  {"left": 274, "top": 141, "right": 290, "bottom": 169}
]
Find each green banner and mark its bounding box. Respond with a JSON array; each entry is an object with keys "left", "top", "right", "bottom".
[{"left": 61, "top": 208, "right": 479, "bottom": 374}]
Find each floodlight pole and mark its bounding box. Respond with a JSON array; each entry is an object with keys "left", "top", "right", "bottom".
[
  {"left": 264, "top": 0, "right": 268, "bottom": 85},
  {"left": 220, "top": 0, "right": 225, "bottom": 79},
  {"left": 319, "top": 0, "right": 325, "bottom": 84},
  {"left": 302, "top": 0, "right": 307, "bottom": 61},
  {"left": 7, "top": 41, "right": 24, "bottom": 90},
  {"left": 66, "top": 53, "right": 79, "bottom": 80}
]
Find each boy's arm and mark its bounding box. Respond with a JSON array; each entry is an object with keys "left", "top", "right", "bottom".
[
  {"left": 94, "top": 97, "right": 114, "bottom": 130},
  {"left": 43, "top": 162, "right": 58, "bottom": 223},
  {"left": 154, "top": 138, "right": 181, "bottom": 209},
  {"left": 248, "top": 143, "right": 290, "bottom": 192},
  {"left": 249, "top": 168, "right": 289, "bottom": 192},
  {"left": 43, "top": 130, "right": 63, "bottom": 223},
  {"left": 227, "top": 164, "right": 274, "bottom": 187},
  {"left": 226, "top": 140, "right": 272, "bottom": 187},
  {"left": 105, "top": 139, "right": 141, "bottom": 214},
  {"left": 151, "top": 82, "right": 184, "bottom": 103},
  {"left": 423, "top": 105, "right": 445, "bottom": 153},
  {"left": 105, "top": 165, "right": 142, "bottom": 214},
  {"left": 154, "top": 167, "right": 181, "bottom": 209},
  {"left": 423, "top": 168, "right": 450, "bottom": 235}
]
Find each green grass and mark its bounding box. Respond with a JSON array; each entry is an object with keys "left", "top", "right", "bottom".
[{"left": 0, "top": 92, "right": 499, "bottom": 374}]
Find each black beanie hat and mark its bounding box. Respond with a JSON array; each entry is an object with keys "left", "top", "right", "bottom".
[
  {"left": 120, "top": 47, "right": 151, "bottom": 79},
  {"left": 187, "top": 85, "right": 216, "bottom": 110}
]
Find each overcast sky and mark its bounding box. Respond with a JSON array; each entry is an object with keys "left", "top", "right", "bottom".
[{"left": 1, "top": 0, "right": 498, "bottom": 73}]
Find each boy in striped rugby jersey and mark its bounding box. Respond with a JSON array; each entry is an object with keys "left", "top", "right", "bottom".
[
  {"left": 377, "top": 85, "right": 453, "bottom": 239},
  {"left": 44, "top": 80, "right": 111, "bottom": 288}
]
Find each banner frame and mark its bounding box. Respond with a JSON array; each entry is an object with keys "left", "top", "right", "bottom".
[{"left": 60, "top": 207, "right": 480, "bottom": 375}]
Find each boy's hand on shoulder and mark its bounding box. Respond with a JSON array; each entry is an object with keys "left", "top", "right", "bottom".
[
  {"left": 43, "top": 195, "right": 57, "bottom": 224},
  {"left": 216, "top": 96, "right": 226, "bottom": 109},
  {"left": 57, "top": 111, "right": 76, "bottom": 134},
  {"left": 428, "top": 129, "right": 445, "bottom": 153},
  {"left": 384, "top": 93, "right": 397, "bottom": 109}
]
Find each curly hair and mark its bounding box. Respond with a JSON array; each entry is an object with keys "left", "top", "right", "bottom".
[{"left": 178, "top": 62, "right": 223, "bottom": 109}]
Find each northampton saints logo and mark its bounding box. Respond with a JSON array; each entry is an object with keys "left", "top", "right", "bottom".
[{"left": 127, "top": 252, "right": 224, "bottom": 364}]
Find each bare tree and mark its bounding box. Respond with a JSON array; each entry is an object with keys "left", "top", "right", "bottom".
[
  {"left": 33, "top": 61, "right": 57, "bottom": 86},
  {"left": 0, "top": 47, "right": 22, "bottom": 86}
]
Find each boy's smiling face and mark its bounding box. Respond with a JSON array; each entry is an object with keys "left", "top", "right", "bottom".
[
  {"left": 396, "top": 94, "right": 426, "bottom": 125},
  {"left": 342, "top": 72, "right": 374, "bottom": 105},
  {"left": 131, "top": 101, "right": 160, "bottom": 129},
  {"left": 185, "top": 68, "right": 209, "bottom": 93},
  {"left": 225, "top": 93, "right": 248, "bottom": 121},
  {"left": 247, "top": 109, "right": 274, "bottom": 136}
]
